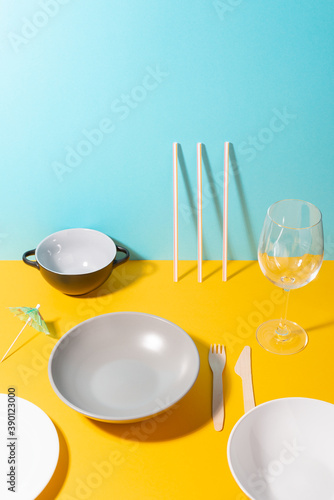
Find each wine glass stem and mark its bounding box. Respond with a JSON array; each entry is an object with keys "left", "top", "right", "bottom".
[{"left": 276, "top": 289, "right": 290, "bottom": 337}]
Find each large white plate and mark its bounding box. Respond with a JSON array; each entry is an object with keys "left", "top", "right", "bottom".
[
  {"left": 0, "top": 394, "right": 59, "bottom": 499},
  {"left": 49, "top": 312, "right": 200, "bottom": 422},
  {"left": 227, "top": 397, "right": 334, "bottom": 500}
]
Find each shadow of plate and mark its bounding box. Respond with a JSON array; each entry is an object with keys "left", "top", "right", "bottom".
[
  {"left": 35, "top": 423, "right": 69, "bottom": 500},
  {"left": 88, "top": 335, "right": 231, "bottom": 442}
]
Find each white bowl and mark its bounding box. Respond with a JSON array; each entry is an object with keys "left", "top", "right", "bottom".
[
  {"left": 48, "top": 312, "right": 200, "bottom": 422},
  {"left": 227, "top": 398, "right": 334, "bottom": 500}
]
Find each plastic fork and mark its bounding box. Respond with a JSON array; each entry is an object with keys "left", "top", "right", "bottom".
[{"left": 208, "top": 344, "right": 226, "bottom": 431}]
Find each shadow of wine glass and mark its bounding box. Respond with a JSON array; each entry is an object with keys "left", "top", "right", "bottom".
[{"left": 304, "top": 319, "right": 334, "bottom": 333}]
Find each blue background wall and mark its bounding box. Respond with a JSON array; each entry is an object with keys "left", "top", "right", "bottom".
[{"left": 1, "top": 0, "right": 334, "bottom": 260}]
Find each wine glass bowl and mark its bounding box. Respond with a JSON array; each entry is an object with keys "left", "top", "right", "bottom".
[
  {"left": 259, "top": 251, "right": 323, "bottom": 290},
  {"left": 256, "top": 199, "right": 324, "bottom": 355}
]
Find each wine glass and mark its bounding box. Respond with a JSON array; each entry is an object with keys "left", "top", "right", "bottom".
[{"left": 256, "top": 199, "right": 324, "bottom": 355}]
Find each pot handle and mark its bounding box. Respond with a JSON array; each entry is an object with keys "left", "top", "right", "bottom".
[
  {"left": 22, "top": 249, "right": 40, "bottom": 270},
  {"left": 113, "top": 245, "right": 130, "bottom": 268}
]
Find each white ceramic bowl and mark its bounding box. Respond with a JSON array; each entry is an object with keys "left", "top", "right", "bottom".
[
  {"left": 48, "top": 312, "right": 200, "bottom": 422},
  {"left": 227, "top": 398, "right": 334, "bottom": 500}
]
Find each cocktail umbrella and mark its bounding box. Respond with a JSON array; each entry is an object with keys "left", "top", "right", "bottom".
[{"left": 1, "top": 304, "right": 50, "bottom": 363}]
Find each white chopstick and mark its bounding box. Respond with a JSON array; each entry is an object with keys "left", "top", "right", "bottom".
[
  {"left": 223, "top": 142, "right": 229, "bottom": 281},
  {"left": 173, "top": 142, "right": 178, "bottom": 282},
  {"left": 197, "top": 143, "right": 202, "bottom": 283}
]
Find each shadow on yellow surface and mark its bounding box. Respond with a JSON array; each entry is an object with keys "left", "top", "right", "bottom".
[
  {"left": 178, "top": 261, "right": 257, "bottom": 283},
  {"left": 35, "top": 423, "right": 69, "bottom": 500},
  {"left": 88, "top": 335, "right": 232, "bottom": 442},
  {"left": 1, "top": 332, "right": 40, "bottom": 363},
  {"left": 228, "top": 261, "right": 256, "bottom": 280},
  {"left": 179, "top": 264, "right": 197, "bottom": 281},
  {"left": 45, "top": 319, "right": 61, "bottom": 339},
  {"left": 81, "top": 260, "right": 157, "bottom": 298},
  {"left": 304, "top": 318, "right": 334, "bottom": 333}
]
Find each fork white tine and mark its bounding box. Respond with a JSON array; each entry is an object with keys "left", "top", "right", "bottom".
[{"left": 208, "top": 344, "right": 226, "bottom": 431}]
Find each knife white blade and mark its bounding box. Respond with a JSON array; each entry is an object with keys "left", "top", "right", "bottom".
[{"left": 235, "top": 346, "right": 255, "bottom": 414}]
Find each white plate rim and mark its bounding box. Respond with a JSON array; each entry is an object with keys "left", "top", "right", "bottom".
[{"left": 0, "top": 394, "right": 59, "bottom": 500}]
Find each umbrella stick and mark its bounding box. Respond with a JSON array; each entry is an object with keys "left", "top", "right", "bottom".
[{"left": 1, "top": 304, "right": 40, "bottom": 363}]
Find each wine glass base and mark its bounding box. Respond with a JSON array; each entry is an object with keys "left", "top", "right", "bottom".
[{"left": 256, "top": 319, "right": 308, "bottom": 355}]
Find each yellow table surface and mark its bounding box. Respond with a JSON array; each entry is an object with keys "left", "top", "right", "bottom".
[{"left": 0, "top": 260, "right": 333, "bottom": 500}]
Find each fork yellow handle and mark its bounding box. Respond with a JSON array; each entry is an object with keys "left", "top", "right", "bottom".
[{"left": 212, "top": 372, "right": 224, "bottom": 431}]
